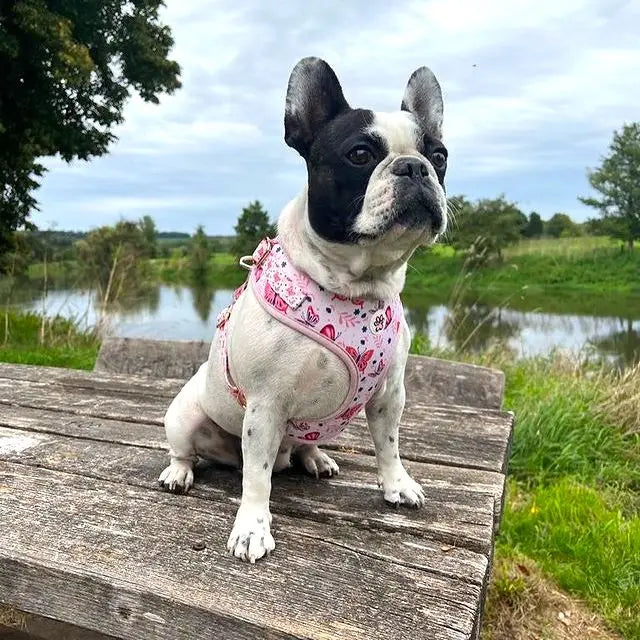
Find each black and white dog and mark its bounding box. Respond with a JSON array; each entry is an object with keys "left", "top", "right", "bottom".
[{"left": 159, "top": 57, "right": 448, "bottom": 562}]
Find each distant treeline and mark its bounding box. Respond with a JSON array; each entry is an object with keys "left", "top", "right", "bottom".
[{"left": 0, "top": 194, "right": 633, "bottom": 279}]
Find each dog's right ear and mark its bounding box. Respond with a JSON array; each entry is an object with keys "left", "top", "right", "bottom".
[{"left": 284, "top": 57, "right": 349, "bottom": 157}]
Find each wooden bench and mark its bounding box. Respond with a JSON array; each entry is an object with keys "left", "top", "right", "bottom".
[{"left": 0, "top": 337, "right": 513, "bottom": 640}]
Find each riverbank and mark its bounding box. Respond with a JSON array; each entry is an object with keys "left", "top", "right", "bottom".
[
  {"left": 0, "top": 310, "right": 99, "bottom": 369},
  {"left": 0, "top": 309, "right": 638, "bottom": 638},
  {"left": 151, "top": 239, "right": 640, "bottom": 316},
  {"left": 20, "top": 237, "right": 640, "bottom": 319}
]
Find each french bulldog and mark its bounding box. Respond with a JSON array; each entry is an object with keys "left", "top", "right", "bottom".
[{"left": 159, "top": 57, "right": 448, "bottom": 563}]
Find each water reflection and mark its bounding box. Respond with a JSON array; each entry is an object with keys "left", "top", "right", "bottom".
[
  {"left": 444, "top": 304, "right": 520, "bottom": 355},
  {"left": 2, "top": 278, "right": 640, "bottom": 368}
]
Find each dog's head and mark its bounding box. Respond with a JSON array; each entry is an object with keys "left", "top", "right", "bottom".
[{"left": 284, "top": 57, "right": 447, "bottom": 250}]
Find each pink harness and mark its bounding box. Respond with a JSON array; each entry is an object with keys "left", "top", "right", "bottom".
[{"left": 216, "top": 238, "right": 403, "bottom": 443}]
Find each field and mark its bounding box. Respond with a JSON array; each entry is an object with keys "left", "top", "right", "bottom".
[{"left": 2, "top": 235, "right": 640, "bottom": 638}]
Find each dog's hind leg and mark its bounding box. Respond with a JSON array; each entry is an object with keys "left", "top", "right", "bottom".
[
  {"left": 159, "top": 364, "right": 241, "bottom": 493},
  {"left": 294, "top": 444, "right": 339, "bottom": 478}
]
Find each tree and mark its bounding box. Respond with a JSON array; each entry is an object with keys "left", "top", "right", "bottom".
[
  {"left": 75, "top": 219, "right": 153, "bottom": 304},
  {"left": 188, "top": 225, "right": 211, "bottom": 283},
  {"left": 139, "top": 215, "right": 158, "bottom": 259},
  {"left": 522, "top": 211, "right": 544, "bottom": 238},
  {"left": 232, "top": 201, "right": 276, "bottom": 258},
  {"left": 0, "top": 1, "right": 181, "bottom": 255},
  {"left": 453, "top": 196, "right": 527, "bottom": 262},
  {"left": 545, "top": 213, "right": 581, "bottom": 238},
  {"left": 579, "top": 123, "right": 640, "bottom": 249}
]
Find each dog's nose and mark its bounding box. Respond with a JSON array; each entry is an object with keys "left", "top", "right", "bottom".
[{"left": 390, "top": 157, "right": 429, "bottom": 181}]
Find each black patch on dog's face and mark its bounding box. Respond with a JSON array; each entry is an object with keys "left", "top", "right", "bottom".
[
  {"left": 419, "top": 133, "right": 448, "bottom": 188},
  {"left": 306, "top": 108, "right": 386, "bottom": 243}
]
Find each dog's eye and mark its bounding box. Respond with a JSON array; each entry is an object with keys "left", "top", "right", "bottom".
[
  {"left": 346, "top": 146, "right": 373, "bottom": 166},
  {"left": 431, "top": 151, "right": 447, "bottom": 169}
]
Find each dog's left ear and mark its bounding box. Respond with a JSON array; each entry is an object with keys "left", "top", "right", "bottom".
[
  {"left": 401, "top": 67, "right": 443, "bottom": 140},
  {"left": 285, "top": 57, "right": 350, "bottom": 157}
]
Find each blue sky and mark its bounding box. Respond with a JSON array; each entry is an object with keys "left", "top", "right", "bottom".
[{"left": 32, "top": 0, "right": 640, "bottom": 234}]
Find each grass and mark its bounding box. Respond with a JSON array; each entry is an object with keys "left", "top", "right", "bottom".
[
  {"left": 148, "top": 253, "right": 242, "bottom": 288},
  {"left": 501, "top": 480, "right": 640, "bottom": 637},
  {"left": 482, "top": 553, "right": 621, "bottom": 640},
  {"left": 0, "top": 309, "right": 99, "bottom": 369},
  {"left": 406, "top": 240, "right": 640, "bottom": 313},
  {"left": 503, "top": 235, "right": 618, "bottom": 258},
  {"left": 477, "top": 353, "right": 639, "bottom": 638}
]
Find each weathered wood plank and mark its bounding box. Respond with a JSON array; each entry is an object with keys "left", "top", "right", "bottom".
[
  {"left": 0, "top": 425, "right": 495, "bottom": 554},
  {"left": 0, "top": 608, "right": 116, "bottom": 640},
  {"left": 0, "top": 361, "right": 184, "bottom": 398},
  {"left": 0, "top": 375, "right": 514, "bottom": 473},
  {"left": 2, "top": 345, "right": 506, "bottom": 411},
  {"left": 404, "top": 356, "right": 504, "bottom": 410},
  {"left": 95, "top": 337, "right": 211, "bottom": 380},
  {"left": 0, "top": 404, "right": 506, "bottom": 522},
  {"left": 1, "top": 461, "right": 483, "bottom": 640}
]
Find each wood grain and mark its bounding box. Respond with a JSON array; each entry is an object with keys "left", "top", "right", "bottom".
[
  {"left": 0, "top": 404, "right": 506, "bottom": 522},
  {"left": 0, "top": 353, "right": 511, "bottom": 640},
  {"left": 1, "top": 461, "right": 482, "bottom": 640},
  {"left": 0, "top": 425, "right": 496, "bottom": 554},
  {"left": 0, "top": 373, "right": 514, "bottom": 473},
  {"left": 3, "top": 344, "right": 506, "bottom": 411}
]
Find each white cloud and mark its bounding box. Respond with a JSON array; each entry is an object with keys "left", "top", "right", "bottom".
[{"left": 33, "top": 0, "right": 640, "bottom": 231}]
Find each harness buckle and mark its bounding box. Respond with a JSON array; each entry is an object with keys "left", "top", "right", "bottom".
[{"left": 238, "top": 237, "right": 275, "bottom": 271}]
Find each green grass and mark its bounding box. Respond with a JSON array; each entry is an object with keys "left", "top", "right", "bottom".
[
  {"left": 149, "top": 253, "right": 242, "bottom": 288},
  {"left": 407, "top": 240, "right": 640, "bottom": 295},
  {"left": 501, "top": 480, "right": 640, "bottom": 637},
  {"left": 478, "top": 353, "right": 639, "bottom": 637},
  {"left": 503, "top": 235, "right": 618, "bottom": 258},
  {"left": 0, "top": 310, "right": 99, "bottom": 369},
  {"left": 503, "top": 359, "right": 640, "bottom": 489}
]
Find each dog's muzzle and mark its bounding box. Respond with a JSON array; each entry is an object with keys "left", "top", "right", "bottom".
[{"left": 389, "top": 156, "right": 444, "bottom": 232}]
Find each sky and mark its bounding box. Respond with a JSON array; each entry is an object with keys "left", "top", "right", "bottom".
[{"left": 32, "top": 0, "right": 640, "bottom": 234}]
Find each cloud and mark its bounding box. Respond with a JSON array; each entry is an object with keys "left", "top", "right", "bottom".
[{"left": 32, "top": 0, "right": 640, "bottom": 232}]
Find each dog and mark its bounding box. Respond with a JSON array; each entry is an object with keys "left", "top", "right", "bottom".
[{"left": 159, "top": 57, "right": 448, "bottom": 563}]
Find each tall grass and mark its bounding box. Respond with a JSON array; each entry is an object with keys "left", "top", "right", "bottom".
[
  {"left": 502, "top": 480, "right": 640, "bottom": 638},
  {"left": 0, "top": 310, "right": 99, "bottom": 369},
  {"left": 471, "top": 351, "right": 640, "bottom": 638}
]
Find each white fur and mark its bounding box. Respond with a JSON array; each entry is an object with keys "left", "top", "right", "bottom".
[
  {"left": 352, "top": 111, "right": 447, "bottom": 239},
  {"left": 159, "top": 109, "right": 442, "bottom": 563}
]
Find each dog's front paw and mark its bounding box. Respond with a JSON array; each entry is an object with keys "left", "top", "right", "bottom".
[
  {"left": 380, "top": 470, "right": 425, "bottom": 508},
  {"left": 227, "top": 508, "right": 275, "bottom": 563},
  {"left": 158, "top": 460, "right": 194, "bottom": 494},
  {"left": 297, "top": 445, "right": 339, "bottom": 478}
]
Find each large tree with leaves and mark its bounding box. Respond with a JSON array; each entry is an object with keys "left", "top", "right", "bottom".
[
  {"left": 232, "top": 200, "right": 276, "bottom": 258},
  {"left": 0, "top": 0, "right": 181, "bottom": 256},
  {"left": 451, "top": 195, "right": 527, "bottom": 262},
  {"left": 579, "top": 123, "right": 640, "bottom": 249}
]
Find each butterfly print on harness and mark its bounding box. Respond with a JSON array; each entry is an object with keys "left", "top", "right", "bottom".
[{"left": 218, "top": 237, "right": 404, "bottom": 444}]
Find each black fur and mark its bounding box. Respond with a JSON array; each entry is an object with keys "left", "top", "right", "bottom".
[
  {"left": 306, "top": 108, "right": 386, "bottom": 242},
  {"left": 284, "top": 58, "right": 447, "bottom": 244}
]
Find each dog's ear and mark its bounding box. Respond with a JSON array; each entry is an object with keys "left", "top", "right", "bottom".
[
  {"left": 401, "top": 67, "right": 443, "bottom": 140},
  {"left": 285, "top": 57, "right": 350, "bottom": 157}
]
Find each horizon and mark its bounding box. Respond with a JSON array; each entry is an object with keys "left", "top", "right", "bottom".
[{"left": 30, "top": 0, "right": 640, "bottom": 234}]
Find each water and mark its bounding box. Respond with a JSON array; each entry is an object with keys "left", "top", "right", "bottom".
[{"left": 7, "top": 280, "right": 640, "bottom": 368}]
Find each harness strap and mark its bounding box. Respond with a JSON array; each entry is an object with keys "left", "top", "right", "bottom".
[{"left": 216, "top": 238, "right": 275, "bottom": 409}]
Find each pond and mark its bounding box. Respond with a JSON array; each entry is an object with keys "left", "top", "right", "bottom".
[{"left": 5, "top": 278, "right": 640, "bottom": 369}]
